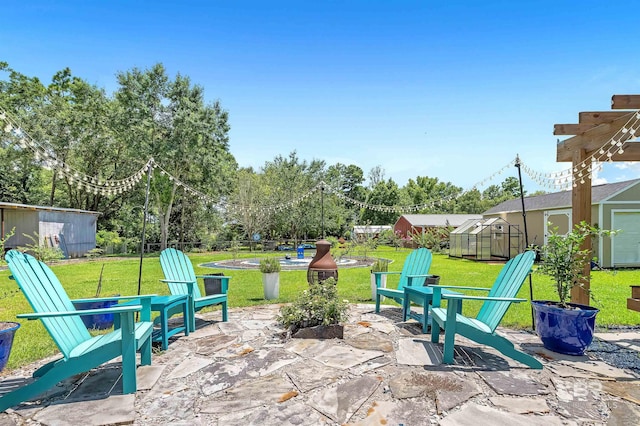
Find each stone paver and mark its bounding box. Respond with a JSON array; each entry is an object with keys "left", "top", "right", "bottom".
[
  {"left": 439, "top": 404, "right": 567, "bottom": 426},
  {"left": 1, "top": 303, "right": 640, "bottom": 425},
  {"left": 34, "top": 395, "right": 136, "bottom": 426}
]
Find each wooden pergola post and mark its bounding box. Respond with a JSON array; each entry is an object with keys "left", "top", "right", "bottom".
[
  {"left": 555, "top": 94, "right": 640, "bottom": 305},
  {"left": 570, "top": 149, "right": 591, "bottom": 305}
]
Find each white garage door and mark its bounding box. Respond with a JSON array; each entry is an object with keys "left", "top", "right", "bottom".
[{"left": 612, "top": 211, "right": 640, "bottom": 266}]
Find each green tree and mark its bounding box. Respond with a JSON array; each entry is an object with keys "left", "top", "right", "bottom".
[
  {"left": 0, "top": 63, "right": 48, "bottom": 204},
  {"left": 229, "top": 168, "right": 269, "bottom": 249},
  {"left": 481, "top": 177, "right": 524, "bottom": 210},
  {"left": 114, "top": 63, "right": 236, "bottom": 249},
  {"left": 400, "top": 176, "right": 462, "bottom": 213},
  {"left": 261, "top": 151, "right": 325, "bottom": 241},
  {"left": 360, "top": 179, "right": 400, "bottom": 225},
  {"left": 323, "top": 163, "right": 367, "bottom": 236}
]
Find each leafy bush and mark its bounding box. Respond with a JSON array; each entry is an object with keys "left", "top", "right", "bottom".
[
  {"left": 96, "top": 230, "right": 122, "bottom": 248},
  {"left": 259, "top": 257, "right": 281, "bottom": 273},
  {"left": 18, "top": 232, "right": 64, "bottom": 262},
  {"left": 325, "top": 236, "right": 339, "bottom": 247},
  {"left": 277, "top": 278, "right": 349, "bottom": 331},
  {"left": 84, "top": 248, "right": 104, "bottom": 258},
  {"left": 379, "top": 229, "right": 403, "bottom": 249},
  {"left": 409, "top": 227, "right": 450, "bottom": 252},
  {"left": 537, "top": 221, "right": 615, "bottom": 307},
  {"left": 0, "top": 228, "right": 15, "bottom": 265}
]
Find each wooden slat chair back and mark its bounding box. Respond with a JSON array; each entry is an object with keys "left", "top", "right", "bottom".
[
  {"left": 476, "top": 252, "right": 536, "bottom": 333},
  {"left": 160, "top": 248, "right": 205, "bottom": 300},
  {"left": 0, "top": 250, "right": 154, "bottom": 411},
  {"left": 429, "top": 250, "right": 542, "bottom": 369},
  {"left": 159, "top": 248, "right": 229, "bottom": 332},
  {"left": 8, "top": 252, "right": 92, "bottom": 357},
  {"left": 374, "top": 248, "right": 433, "bottom": 312}
]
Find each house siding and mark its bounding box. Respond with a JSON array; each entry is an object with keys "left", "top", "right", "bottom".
[{"left": 484, "top": 179, "right": 640, "bottom": 268}]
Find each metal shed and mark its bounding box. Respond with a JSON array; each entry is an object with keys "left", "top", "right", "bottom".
[
  {"left": 1, "top": 202, "right": 99, "bottom": 258},
  {"left": 449, "top": 217, "right": 522, "bottom": 261}
]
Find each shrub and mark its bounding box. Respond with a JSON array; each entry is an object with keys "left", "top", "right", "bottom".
[
  {"left": 96, "top": 230, "right": 122, "bottom": 248},
  {"left": 0, "top": 228, "right": 15, "bottom": 265},
  {"left": 18, "top": 232, "right": 64, "bottom": 262},
  {"left": 409, "top": 227, "right": 450, "bottom": 252},
  {"left": 277, "top": 278, "right": 349, "bottom": 332},
  {"left": 537, "top": 221, "right": 615, "bottom": 307},
  {"left": 259, "top": 257, "right": 281, "bottom": 273}
]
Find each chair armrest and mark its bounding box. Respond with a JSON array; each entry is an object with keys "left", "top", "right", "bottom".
[
  {"left": 429, "top": 285, "right": 492, "bottom": 292},
  {"left": 71, "top": 294, "right": 157, "bottom": 304},
  {"left": 18, "top": 305, "right": 144, "bottom": 320},
  {"left": 160, "top": 279, "right": 196, "bottom": 284},
  {"left": 371, "top": 271, "right": 401, "bottom": 276},
  {"left": 441, "top": 294, "right": 527, "bottom": 303}
]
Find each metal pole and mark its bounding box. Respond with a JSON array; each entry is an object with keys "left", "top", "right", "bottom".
[
  {"left": 515, "top": 155, "right": 535, "bottom": 330},
  {"left": 321, "top": 184, "right": 325, "bottom": 239},
  {"left": 137, "top": 160, "right": 153, "bottom": 296}
]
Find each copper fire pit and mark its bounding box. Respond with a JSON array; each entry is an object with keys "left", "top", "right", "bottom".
[{"left": 307, "top": 239, "right": 338, "bottom": 284}]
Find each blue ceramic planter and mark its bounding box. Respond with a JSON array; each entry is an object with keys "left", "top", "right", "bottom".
[
  {"left": 532, "top": 300, "right": 598, "bottom": 356},
  {"left": 72, "top": 299, "right": 118, "bottom": 330},
  {"left": 0, "top": 321, "right": 20, "bottom": 372}
]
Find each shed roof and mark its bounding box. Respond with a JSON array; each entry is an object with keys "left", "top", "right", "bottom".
[
  {"left": 353, "top": 225, "right": 392, "bottom": 234},
  {"left": 397, "top": 214, "right": 483, "bottom": 227},
  {"left": 483, "top": 178, "right": 640, "bottom": 215},
  {"left": 0, "top": 202, "right": 99, "bottom": 215}
]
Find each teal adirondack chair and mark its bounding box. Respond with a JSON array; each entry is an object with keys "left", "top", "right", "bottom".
[
  {"left": 374, "top": 248, "right": 433, "bottom": 313},
  {"left": 429, "top": 250, "right": 542, "bottom": 369},
  {"left": 0, "top": 250, "right": 154, "bottom": 412},
  {"left": 159, "top": 248, "right": 229, "bottom": 332}
]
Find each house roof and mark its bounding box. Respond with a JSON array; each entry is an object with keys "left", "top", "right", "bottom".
[
  {"left": 397, "top": 214, "right": 483, "bottom": 227},
  {"left": 483, "top": 178, "right": 640, "bottom": 215},
  {"left": 0, "top": 201, "right": 99, "bottom": 215},
  {"left": 353, "top": 225, "right": 392, "bottom": 234}
]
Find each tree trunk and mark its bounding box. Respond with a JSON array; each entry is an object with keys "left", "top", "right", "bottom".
[{"left": 158, "top": 183, "right": 178, "bottom": 251}]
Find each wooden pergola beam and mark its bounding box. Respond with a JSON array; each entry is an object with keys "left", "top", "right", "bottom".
[
  {"left": 556, "top": 112, "right": 635, "bottom": 162},
  {"left": 553, "top": 124, "right": 598, "bottom": 135},
  {"left": 579, "top": 111, "right": 631, "bottom": 124},
  {"left": 606, "top": 143, "right": 640, "bottom": 161},
  {"left": 612, "top": 95, "right": 640, "bottom": 109},
  {"left": 557, "top": 94, "right": 640, "bottom": 306}
]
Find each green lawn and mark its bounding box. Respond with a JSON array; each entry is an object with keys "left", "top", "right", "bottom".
[{"left": 1, "top": 246, "right": 640, "bottom": 371}]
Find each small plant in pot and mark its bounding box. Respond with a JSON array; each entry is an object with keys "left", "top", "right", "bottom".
[
  {"left": 370, "top": 258, "right": 389, "bottom": 300},
  {"left": 533, "top": 221, "right": 615, "bottom": 355},
  {"left": 277, "top": 277, "right": 349, "bottom": 338},
  {"left": 259, "top": 257, "right": 281, "bottom": 300}
]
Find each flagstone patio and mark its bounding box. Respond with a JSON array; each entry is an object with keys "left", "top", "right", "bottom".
[{"left": 1, "top": 304, "right": 640, "bottom": 425}]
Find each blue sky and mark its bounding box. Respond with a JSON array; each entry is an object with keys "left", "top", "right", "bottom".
[{"left": 2, "top": 0, "right": 640, "bottom": 194}]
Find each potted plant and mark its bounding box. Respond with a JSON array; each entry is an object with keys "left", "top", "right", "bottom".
[
  {"left": 259, "top": 257, "right": 281, "bottom": 300},
  {"left": 370, "top": 258, "right": 389, "bottom": 300},
  {"left": 72, "top": 263, "right": 119, "bottom": 330},
  {"left": 533, "top": 221, "right": 615, "bottom": 355},
  {"left": 0, "top": 229, "right": 21, "bottom": 372},
  {"left": 277, "top": 278, "right": 348, "bottom": 338}
]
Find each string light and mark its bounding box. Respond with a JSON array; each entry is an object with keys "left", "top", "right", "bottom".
[{"left": 3, "top": 105, "right": 640, "bottom": 214}]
